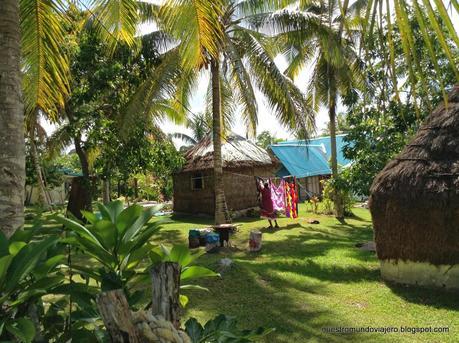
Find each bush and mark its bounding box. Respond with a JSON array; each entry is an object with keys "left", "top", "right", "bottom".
[{"left": 321, "top": 175, "right": 355, "bottom": 217}]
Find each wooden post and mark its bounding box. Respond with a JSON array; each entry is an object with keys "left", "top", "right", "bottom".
[
  {"left": 96, "top": 290, "right": 141, "bottom": 343},
  {"left": 151, "top": 262, "right": 181, "bottom": 329}
]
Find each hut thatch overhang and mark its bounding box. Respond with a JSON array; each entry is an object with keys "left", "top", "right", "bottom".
[
  {"left": 181, "top": 133, "right": 277, "bottom": 172},
  {"left": 369, "top": 85, "right": 459, "bottom": 289}
]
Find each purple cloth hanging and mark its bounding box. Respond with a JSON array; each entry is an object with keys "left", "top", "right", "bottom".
[{"left": 270, "top": 179, "right": 285, "bottom": 212}]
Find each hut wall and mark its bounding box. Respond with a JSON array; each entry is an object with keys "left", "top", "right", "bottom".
[
  {"left": 173, "top": 170, "right": 214, "bottom": 215},
  {"left": 223, "top": 166, "right": 274, "bottom": 212},
  {"left": 173, "top": 166, "right": 276, "bottom": 215}
]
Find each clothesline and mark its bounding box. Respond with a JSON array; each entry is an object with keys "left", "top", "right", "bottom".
[
  {"left": 224, "top": 171, "right": 295, "bottom": 180},
  {"left": 193, "top": 170, "right": 296, "bottom": 180}
]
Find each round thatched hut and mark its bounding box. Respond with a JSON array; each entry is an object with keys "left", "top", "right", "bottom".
[
  {"left": 369, "top": 85, "right": 459, "bottom": 289},
  {"left": 173, "top": 133, "right": 278, "bottom": 217}
]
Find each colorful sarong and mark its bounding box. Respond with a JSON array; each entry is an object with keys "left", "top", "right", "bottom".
[
  {"left": 270, "top": 180, "right": 285, "bottom": 213},
  {"left": 284, "top": 178, "right": 299, "bottom": 218}
]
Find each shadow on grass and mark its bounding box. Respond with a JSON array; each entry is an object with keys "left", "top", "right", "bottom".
[
  {"left": 386, "top": 282, "right": 459, "bottom": 311},
  {"left": 154, "top": 229, "right": 186, "bottom": 244},
  {"left": 184, "top": 257, "right": 382, "bottom": 343},
  {"left": 259, "top": 223, "right": 300, "bottom": 234}
]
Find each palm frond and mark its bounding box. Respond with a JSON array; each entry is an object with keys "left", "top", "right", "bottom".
[
  {"left": 186, "top": 112, "right": 211, "bottom": 141},
  {"left": 20, "top": 0, "right": 70, "bottom": 120},
  {"left": 88, "top": 0, "right": 140, "bottom": 53},
  {"left": 170, "top": 133, "right": 197, "bottom": 145},
  {"left": 137, "top": 1, "right": 160, "bottom": 23},
  {"left": 121, "top": 48, "right": 184, "bottom": 134},
  {"left": 160, "top": 0, "right": 225, "bottom": 69},
  {"left": 224, "top": 38, "right": 258, "bottom": 136},
  {"left": 46, "top": 123, "right": 73, "bottom": 158},
  {"left": 237, "top": 28, "right": 316, "bottom": 135}
]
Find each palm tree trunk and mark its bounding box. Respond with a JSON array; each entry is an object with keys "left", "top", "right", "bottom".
[
  {"left": 30, "top": 133, "right": 50, "bottom": 209},
  {"left": 0, "top": 0, "right": 25, "bottom": 237},
  {"left": 329, "top": 86, "right": 345, "bottom": 221},
  {"left": 211, "top": 59, "right": 230, "bottom": 225}
]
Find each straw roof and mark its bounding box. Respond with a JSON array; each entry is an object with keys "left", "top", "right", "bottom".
[
  {"left": 180, "top": 133, "right": 276, "bottom": 172},
  {"left": 369, "top": 85, "right": 459, "bottom": 265},
  {"left": 370, "top": 85, "right": 459, "bottom": 202}
]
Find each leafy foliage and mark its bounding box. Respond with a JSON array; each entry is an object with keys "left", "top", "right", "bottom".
[
  {"left": 0, "top": 230, "right": 62, "bottom": 342},
  {"left": 20, "top": 0, "right": 70, "bottom": 119},
  {"left": 157, "top": 0, "right": 316, "bottom": 137},
  {"left": 342, "top": 7, "right": 457, "bottom": 197},
  {"left": 150, "top": 244, "right": 220, "bottom": 307},
  {"left": 256, "top": 131, "right": 284, "bottom": 149},
  {"left": 185, "top": 314, "right": 274, "bottom": 343},
  {"left": 321, "top": 176, "right": 354, "bottom": 216},
  {"left": 54, "top": 201, "right": 162, "bottom": 306}
]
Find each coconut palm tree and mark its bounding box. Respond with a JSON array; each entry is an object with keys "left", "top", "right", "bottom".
[
  {"left": 0, "top": 0, "right": 24, "bottom": 237},
  {"left": 309, "top": 1, "right": 363, "bottom": 220},
  {"left": 278, "top": 0, "right": 363, "bottom": 220},
  {"left": 159, "top": 0, "right": 317, "bottom": 224}
]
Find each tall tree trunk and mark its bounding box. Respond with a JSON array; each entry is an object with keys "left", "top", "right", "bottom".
[
  {"left": 211, "top": 59, "right": 230, "bottom": 225},
  {"left": 328, "top": 86, "right": 345, "bottom": 221},
  {"left": 103, "top": 177, "right": 110, "bottom": 204},
  {"left": 74, "top": 135, "right": 90, "bottom": 179},
  {"left": 133, "top": 177, "right": 138, "bottom": 200},
  {"left": 0, "top": 0, "right": 25, "bottom": 237},
  {"left": 67, "top": 135, "right": 92, "bottom": 219},
  {"left": 30, "top": 128, "right": 50, "bottom": 209}
]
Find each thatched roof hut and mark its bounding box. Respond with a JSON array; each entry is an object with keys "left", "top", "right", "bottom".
[
  {"left": 174, "top": 134, "right": 278, "bottom": 216},
  {"left": 369, "top": 85, "right": 459, "bottom": 289}
]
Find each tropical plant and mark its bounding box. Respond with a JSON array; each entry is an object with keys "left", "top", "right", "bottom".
[
  {"left": 0, "top": 230, "right": 63, "bottom": 342},
  {"left": 342, "top": 6, "right": 457, "bottom": 197},
  {"left": 171, "top": 112, "right": 213, "bottom": 148},
  {"left": 54, "top": 200, "right": 163, "bottom": 307},
  {"left": 184, "top": 314, "right": 274, "bottom": 343},
  {"left": 159, "top": 0, "right": 316, "bottom": 225},
  {"left": 280, "top": 0, "right": 363, "bottom": 220},
  {"left": 321, "top": 175, "right": 354, "bottom": 217},
  {"left": 256, "top": 131, "right": 284, "bottom": 149},
  {"left": 149, "top": 244, "right": 220, "bottom": 307}
]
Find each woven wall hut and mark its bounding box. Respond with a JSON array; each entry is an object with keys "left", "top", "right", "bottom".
[
  {"left": 173, "top": 134, "right": 277, "bottom": 216},
  {"left": 369, "top": 85, "right": 459, "bottom": 289}
]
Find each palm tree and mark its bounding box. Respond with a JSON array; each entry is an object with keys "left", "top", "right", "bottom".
[
  {"left": 170, "top": 112, "right": 212, "bottom": 148},
  {"left": 160, "top": 0, "right": 316, "bottom": 224},
  {"left": 280, "top": 0, "right": 363, "bottom": 220},
  {"left": 0, "top": 0, "right": 24, "bottom": 237}
]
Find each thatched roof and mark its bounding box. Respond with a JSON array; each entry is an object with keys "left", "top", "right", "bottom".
[
  {"left": 180, "top": 133, "right": 276, "bottom": 172},
  {"left": 370, "top": 85, "right": 459, "bottom": 202},
  {"left": 369, "top": 85, "right": 459, "bottom": 265}
]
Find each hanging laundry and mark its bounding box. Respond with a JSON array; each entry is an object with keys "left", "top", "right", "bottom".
[
  {"left": 270, "top": 179, "right": 285, "bottom": 213},
  {"left": 284, "top": 177, "right": 299, "bottom": 218}
]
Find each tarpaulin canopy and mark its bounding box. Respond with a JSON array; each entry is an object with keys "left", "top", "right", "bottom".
[{"left": 271, "top": 135, "right": 352, "bottom": 178}]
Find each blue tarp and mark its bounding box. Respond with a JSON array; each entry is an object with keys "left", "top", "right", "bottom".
[{"left": 271, "top": 134, "right": 352, "bottom": 178}]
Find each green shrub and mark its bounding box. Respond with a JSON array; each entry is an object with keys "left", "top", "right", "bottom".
[
  {"left": 0, "top": 230, "right": 62, "bottom": 342},
  {"left": 321, "top": 176, "right": 355, "bottom": 216}
]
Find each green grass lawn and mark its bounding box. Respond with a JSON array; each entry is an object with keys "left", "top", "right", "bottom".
[{"left": 152, "top": 206, "right": 459, "bottom": 343}]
